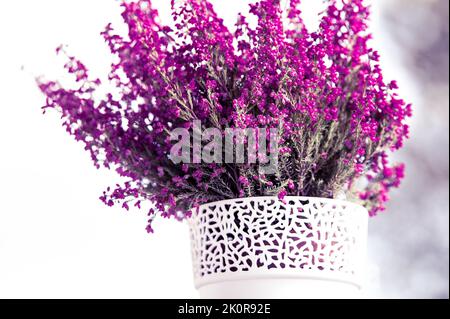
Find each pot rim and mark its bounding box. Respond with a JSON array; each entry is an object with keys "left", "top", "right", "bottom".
[{"left": 196, "top": 196, "right": 367, "bottom": 214}]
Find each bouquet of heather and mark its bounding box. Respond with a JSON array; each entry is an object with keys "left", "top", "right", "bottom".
[{"left": 39, "top": 0, "right": 411, "bottom": 235}]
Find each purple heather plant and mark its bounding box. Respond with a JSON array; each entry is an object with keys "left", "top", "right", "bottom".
[{"left": 39, "top": 0, "right": 411, "bottom": 232}]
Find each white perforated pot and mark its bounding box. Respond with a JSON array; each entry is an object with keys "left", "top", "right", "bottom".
[{"left": 188, "top": 196, "right": 368, "bottom": 299}]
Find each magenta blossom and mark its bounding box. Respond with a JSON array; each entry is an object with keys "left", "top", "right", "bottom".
[{"left": 39, "top": 0, "right": 411, "bottom": 231}]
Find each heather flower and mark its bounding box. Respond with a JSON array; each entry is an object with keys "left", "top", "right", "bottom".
[{"left": 39, "top": 0, "right": 411, "bottom": 232}]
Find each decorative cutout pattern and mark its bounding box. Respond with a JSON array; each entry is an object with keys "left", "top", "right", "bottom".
[{"left": 188, "top": 197, "right": 368, "bottom": 286}]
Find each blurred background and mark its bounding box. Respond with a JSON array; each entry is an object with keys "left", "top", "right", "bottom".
[
  {"left": 369, "top": 0, "right": 449, "bottom": 299},
  {"left": 0, "top": 0, "right": 448, "bottom": 298}
]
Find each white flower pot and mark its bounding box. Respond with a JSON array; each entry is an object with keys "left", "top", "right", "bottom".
[{"left": 188, "top": 196, "right": 368, "bottom": 299}]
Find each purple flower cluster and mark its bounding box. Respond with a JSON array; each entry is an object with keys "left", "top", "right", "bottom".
[{"left": 39, "top": 0, "right": 411, "bottom": 231}]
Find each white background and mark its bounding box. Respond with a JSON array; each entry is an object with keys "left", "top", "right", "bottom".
[{"left": 0, "top": 0, "right": 447, "bottom": 299}]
